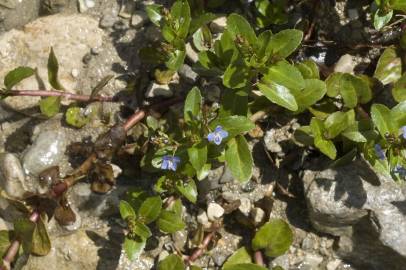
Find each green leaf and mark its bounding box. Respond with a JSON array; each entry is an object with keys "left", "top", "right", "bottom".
[
  {"left": 184, "top": 87, "right": 202, "bottom": 124},
  {"left": 310, "top": 118, "right": 337, "bottom": 159},
  {"left": 39, "top": 96, "right": 61, "bottom": 117},
  {"left": 223, "top": 247, "right": 252, "bottom": 268},
  {"left": 219, "top": 88, "right": 249, "bottom": 117},
  {"left": 294, "top": 79, "right": 326, "bottom": 112},
  {"left": 325, "top": 72, "right": 343, "bottom": 97},
  {"left": 14, "top": 218, "right": 36, "bottom": 253},
  {"left": 211, "top": 115, "right": 255, "bottom": 138},
  {"left": 329, "top": 148, "right": 358, "bottom": 168},
  {"left": 258, "top": 81, "right": 298, "bottom": 111},
  {"left": 189, "top": 12, "right": 218, "bottom": 34},
  {"left": 146, "top": 4, "right": 163, "bottom": 26},
  {"left": 0, "top": 230, "right": 13, "bottom": 259},
  {"left": 124, "top": 237, "right": 146, "bottom": 261},
  {"left": 30, "top": 217, "right": 51, "bottom": 256},
  {"left": 342, "top": 125, "right": 367, "bottom": 142},
  {"left": 176, "top": 179, "right": 197, "bottom": 203},
  {"left": 266, "top": 29, "right": 303, "bottom": 59},
  {"left": 223, "top": 264, "right": 268, "bottom": 270},
  {"left": 65, "top": 107, "right": 90, "bottom": 128},
  {"left": 392, "top": 101, "right": 406, "bottom": 127},
  {"left": 373, "top": 9, "right": 393, "bottom": 30},
  {"left": 226, "top": 13, "right": 258, "bottom": 46},
  {"left": 252, "top": 219, "right": 293, "bottom": 258},
  {"left": 392, "top": 73, "right": 406, "bottom": 102},
  {"left": 166, "top": 49, "right": 186, "bottom": 71},
  {"left": 138, "top": 196, "right": 163, "bottom": 224},
  {"left": 225, "top": 135, "right": 253, "bottom": 183},
  {"left": 158, "top": 210, "right": 185, "bottom": 233},
  {"left": 296, "top": 60, "right": 319, "bottom": 79},
  {"left": 170, "top": 0, "right": 191, "bottom": 39},
  {"left": 190, "top": 266, "right": 203, "bottom": 270},
  {"left": 264, "top": 61, "right": 305, "bottom": 92},
  {"left": 223, "top": 56, "right": 251, "bottom": 89},
  {"left": 47, "top": 47, "right": 65, "bottom": 90},
  {"left": 374, "top": 47, "right": 402, "bottom": 85},
  {"left": 158, "top": 254, "right": 185, "bottom": 270},
  {"left": 188, "top": 143, "right": 207, "bottom": 173},
  {"left": 255, "top": 30, "right": 273, "bottom": 61},
  {"left": 371, "top": 103, "right": 397, "bottom": 137},
  {"left": 133, "top": 221, "right": 152, "bottom": 239},
  {"left": 353, "top": 75, "right": 372, "bottom": 104},
  {"left": 340, "top": 74, "right": 358, "bottom": 108},
  {"left": 324, "top": 110, "right": 353, "bottom": 139},
  {"left": 4, "top": 67, "right": 35, "bottom": 90},
  {"left": 120, "top": 200, "right": 136, "bottom": 220}
]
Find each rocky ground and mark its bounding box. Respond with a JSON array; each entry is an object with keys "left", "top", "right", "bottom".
[{"left": 0, "top": 0, "right": 404, "bottom": 270}]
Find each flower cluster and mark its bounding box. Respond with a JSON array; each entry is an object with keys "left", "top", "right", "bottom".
[
  {"left": 207, "top": 126, "right": 228, "bottom": 145},
  {"left": 161, "top": 155, "right": 181, "bottom": 171}
]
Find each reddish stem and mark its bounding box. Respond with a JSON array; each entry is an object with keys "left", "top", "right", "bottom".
[
  {"left": 1, "top": 211, "right": 40, "bottom": 270},
  {"left": 5, "top": 90, "right": 115, "bottom": 102},
  {"left": 186, "top": 231, "right": 216, "bottom": 264},
  {"left": 254, "top": 250, "right": 265, "bottom": 266}
]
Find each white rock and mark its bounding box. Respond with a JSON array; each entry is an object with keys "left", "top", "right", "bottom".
[
  {"left": 0, "top": 153, "right": 30, "bottom": 199},
  {"left": 207, "top": 202, "right": 224, "bottom": 221},
  {"left": 327, "top": 259, "right": 342, "bottom": 270},
  {"left": 210, "top": 17, "right": 227, "bottom": 33},
  {"left": 303, "top": 253, "right": 323, "bottom": 268},
  {"left": 238, "top": 197, "right": 251, "bottom": 216},
  {"left": 23, "top": 130, "right": 67, "bottom": 176},
  {"left": 334, "top": 54, "right": 355, "bottom": 74},
  {"left": 145, "top": 82, "right": 173, "bottom": 98},
  {"left": 186, "top": 42, "right": 199, "bottom": 63},
  {"left": 0, "top": 14, "right": 104, "bottom": 110},
  {"left": 131, "top": 11, "right": 148, "bottom": 28},
  {"left": 251, "top": 207, "right": 265, "bottom": 225}
]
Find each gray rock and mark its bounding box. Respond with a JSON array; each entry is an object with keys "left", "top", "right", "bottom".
[
  {"left": 207, "top": 202, "right": 224, "bottom": 221},
  {"left": 178, "top": 64, "right": 198, "bottom": 84},
  {"left": 145, "top": 82, "right": 173, "bottom": 98},
  {"left": 131, "top": 10, "right": 148, "bottom": 28},
  {"left": 303, "top": 158, "right": 406, "bottom": 270},
  {"left": 0, "top": 0, "right": 40, "bottom": 33},
  {"left": 23, "top": 130, "right": 67, "bottom": 176},
  {"left": 326, "top": 259, "right": 342, "bottom": 270},
  {"left": 302, "top": 253, "right": 323, "bottom": 268},
  {"left": 172, "top": 230, "right": 187, "bottom": 251},
  {"left": 100, "top": 13, "right": 116, "bottom": 28},
  {"left": 271, "top": 254, "right": 290, "bottom": 270},
  {"left": 251, "top": 207, "right": 265, "bottom": 226},
  {"left": 0, "top": 152, "right": 30, "bottom": 199},
  {"left": 185, "top": 42, "right": 198, "bottom": 63}
]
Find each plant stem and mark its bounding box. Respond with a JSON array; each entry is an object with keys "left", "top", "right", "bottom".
[
  {"left": 185, "top": 231, "right": 216, "bottom": 264},
  {"left": 254, "top": 250, "right": 265, "bottom": 266},
  {"left": 1, "top": 211, "right": 40, "bottom": 270},
  {"left": 49, "top": 96, "right": 184, "bottom": 197},
  {"left": 4, "top": 90, "right": 115, "bottom": 102}
]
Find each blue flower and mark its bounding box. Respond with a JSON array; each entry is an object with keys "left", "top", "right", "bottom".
[
  {"left": 161, "top": 155, "right": 180, "bottom": 171},
  {"left": 207, "top": 126, "right": 229, "bottom": 145},
  {"left": 394, "top": 165, "right": 406, "bottom": 178},
  {"left": 401, "top": 126, "right": 406, "bottom": 140},
  {"left": 374, "top": 144, "right": 386, "bottom": 160}
]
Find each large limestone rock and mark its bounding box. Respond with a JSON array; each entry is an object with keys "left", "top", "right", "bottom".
[
  {"left": 0, "top": 13, "right": 104, "bottom": 110},
  {"left": 303, "top": 158, "right": 406, "bottom": 270},
  {"left": 0, "top": 0, "right": 40, "bottom": 32}
]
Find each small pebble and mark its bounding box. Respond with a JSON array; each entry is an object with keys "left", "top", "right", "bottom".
[
  {"left": 71, "top": 68, "right": 79, "bottom": 78},
  {"left": 334, "top": 54, "right": 355, "bottom": 74},
  {"left": 238, "top": 197, "right": 251, "bottom": 216},
  {"left": 251, "top": 207, "right": 265, "bottom": 225},
  {"left": 131, "top": 11, "right": 148, "bottom": 28},
  {"left": 327, "top": 259, "right": 342, "bottom": 270},
  {"left": 207, "top": 202, "right": 224, "bottom": 221},
  {"left": 100, "top": 14, "right": 116, "bottom": 29}
]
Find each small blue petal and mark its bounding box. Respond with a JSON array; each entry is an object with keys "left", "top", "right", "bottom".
[
  {"left": 207, "top": 133, "right": 215, "bottom": 142},
  {"left": 218, "top": 130, "right": 229, "bottom": 139},
  {"left": 401, "top": 126, "right": 406, "bottom": 139},
  {"left": 173, "top": 156, "right": 180, "bottom": 163},
  {"left": 374, "top": 144, "right": 385, "bottom": 160},
  {"left": 213, "top": 135, "right": 222, "bottom": 145},
  {"left": 215, "top": 126, "right": 223, "bottom": 132},
  {"left": 161, "top": 159, "right": 169, "bottom": 170}
]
